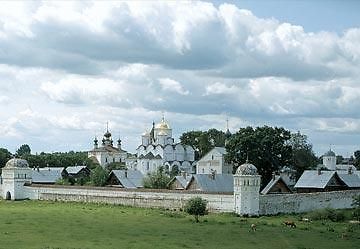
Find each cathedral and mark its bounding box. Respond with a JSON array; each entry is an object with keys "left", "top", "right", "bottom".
[{"left": 136, "top": 116, "right": 196, "bottom": 175}]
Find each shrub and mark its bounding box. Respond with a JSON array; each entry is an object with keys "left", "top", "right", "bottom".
[
  {"left": 184, "top": 197, "right": 208, "bottom": 223},
  {"left": 307, "top": 208, "right": 345, "bottom": 222},
  {"left": 143, "top": 166, "right": 170, "bottom": 189},
  {"left": 90, "top": 166, "right": 108, "bottom": 186}
]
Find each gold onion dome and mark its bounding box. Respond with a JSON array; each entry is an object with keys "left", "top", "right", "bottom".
[{"left": 155, "top": 117, "right": 170, "bottom": 130}]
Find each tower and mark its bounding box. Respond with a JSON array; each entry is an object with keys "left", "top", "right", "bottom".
[
  {"left": 323, "top": 149, "right": 336, "bottom": 170},
  {"left": 1, "top": 158, "right": 32, "bottom": 200},
  {"left": 233, "top": 161, "right": 261, "bottom": 216}
]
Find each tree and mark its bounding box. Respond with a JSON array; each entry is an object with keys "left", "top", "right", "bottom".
[
  {"left": 16, "top": 144, "right": 31, "bottom": 157},
  {"left": 90, "top": 166, "right": 108, "bottom": 186},
  {"left": 180, "top": 129, "right": 227, "bottom": 160},
  {"left": 352, "top": 195, "right": 360, "bottom": 220},
  {"left": 288, "top": 131, "right": 318, "bottom": 180},
  {"left": 0, "top": 148, "right": 12, "bottom": 168},
  {"left": 354, "top": 150, "right": 360, "bottom": 169},
  {"left": 225, "top": 126, "right": 292, "bottom": 186},
  {"left": 184, "top": 197, "right": 208, "bottom": 223},
  {"left": 143, "top": 166, "right": 170, "bottom": 189}
]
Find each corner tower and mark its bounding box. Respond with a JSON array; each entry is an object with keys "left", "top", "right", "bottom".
[{"left": 233, "top": 161, "right": 261, "bottom": 216}]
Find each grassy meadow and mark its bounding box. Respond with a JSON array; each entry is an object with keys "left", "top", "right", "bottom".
[{"left": 0, "top": 200, "right": 359, "bottom": 249}]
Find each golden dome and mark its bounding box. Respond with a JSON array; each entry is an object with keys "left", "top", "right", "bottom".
[{"left": 155, "top": 117, "right": 171, "bottom": 130}]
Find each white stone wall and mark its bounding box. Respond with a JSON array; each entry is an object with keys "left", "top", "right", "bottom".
[
  {"left": 19, "top": 186, "right": 360, "bottom": 215},
  {"left": 259, "top": 190, "right": 360, "bottom": 215},
  {"left": 24, "top": 186, "right": 234, "bottom": 212}
]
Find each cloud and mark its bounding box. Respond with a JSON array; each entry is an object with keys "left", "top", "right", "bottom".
[
  {"left": 0, "top": 1, "right": 359, "bottom": 156},
  {"left": 0, "top": 2, "right": 358, "bottom": 80},
  {"left": 158, "top": 78, "right": 189, "bottom": 95}
]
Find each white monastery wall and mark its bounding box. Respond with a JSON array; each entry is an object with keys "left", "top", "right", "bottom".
[
  {"left": 20, "top": 186, "right": 360, "bottom": 215},
  {"left": 24, "top": 186, "right": 234, "bottom": 212},
  {"left": 259, "top": 190, "right": 360, "bottom": 215}
]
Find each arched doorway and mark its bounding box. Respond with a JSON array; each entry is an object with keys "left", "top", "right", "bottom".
[{"left": 5, "top": 191, "right": 11, "bottom": 200}]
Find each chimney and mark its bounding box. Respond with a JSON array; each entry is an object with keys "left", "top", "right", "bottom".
[
  {"left": 348, "top": 167, "right": 353, "bottom": 175},
  {"left": 37, "top": 166, "right": 39, "bottom": 172},
  {"left": 124, "top": 170, "right": 128, "bottom": 178},
  {"left": 272, "top": 172, "right": 276, "bottom": 180},
  {"left": 317, "top": 168, "right": 321, "bottom": 175}
]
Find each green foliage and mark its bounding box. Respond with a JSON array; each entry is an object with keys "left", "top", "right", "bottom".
[
  {"left": 225, "top": 126, "right": 292, "bottom": 185},
  {"left": 180, "top": 129, "right": 227, "bottom": 159},
  {"left": 105, "top": 162, "right": 126, "bottom": 171},
  {"left": 352, "top": 195, "right": 360, "bottom": 220},
  {"left": 289, "top": 131, "right": 318, "bottom": 180},
  {"left": 23, "top": 151, "right": 91, "bottom": 169},
  {"left": 90, "top": 166, "right": 108, "bottom": 186},
  {"left": 307, "top": 208, "right": 346, "bottom": 222},
  {"left": 169, "top": 165, "right": 180, "bottom": 178},
  {"left": 55, "top": 178, "right": 72, "bottom": 185},
  {"left": 352, "top": 195, "right": 360, "bottom": 208},
  {"left": 354, "top": 150, "right": 360, "bottom": 169},
  {"left": 184, "top": 197, "right": 208, "bottom": 222},
  {"left": 16, "top": 144, "right": 31, "bottom": 157},
  {"left": 0, "top": 148, "right": 12, "bottom": 168},
  {"left": 143, "top": 166, "right": 170, "bottom": 189}
]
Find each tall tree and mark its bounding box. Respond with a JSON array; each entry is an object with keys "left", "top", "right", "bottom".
[
  {"left": 354, "top": 150, "right": 360, "bottom": 169},
  {"left": 180, "top": 129, "right": 227, "bottom": 159},
  {"left": 288, "top": 131, "right": 318, "bottom": 180},
  {"left": 225, "top": 126, "right": 292, "bottom": 186},
  {"left": 0, "top": 148, "right": 12, "bottom": 168},
  {"left": 16, "top": 144, "right": 31, "bottom": 157}
]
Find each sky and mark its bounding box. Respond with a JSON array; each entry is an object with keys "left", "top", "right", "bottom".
[{"left": 0, "top": 1, "right": 359, "bottom": 157}]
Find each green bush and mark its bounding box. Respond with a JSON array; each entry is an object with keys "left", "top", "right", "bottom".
[
  {"left": 143, "top": 166, "right": 170, "bottom": 189},
  {"left": 184, "top": 197, "right": 208, "bottom": 223},
  {"left": 307, "top": 208, "right": 345, "bottom": 222},
  {"left": 90, "top": 166, "right": 108, "bottom": 186}
]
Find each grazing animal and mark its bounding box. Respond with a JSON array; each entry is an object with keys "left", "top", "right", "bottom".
[
  {"left": 301, "top": 218, "right": 311, "bottom": 222},
  {"left": 250, "top": 223, "right": 257, "bottom": 232},
  {"left": 284, "top": 220, "right": 296, "bottom": 228}
]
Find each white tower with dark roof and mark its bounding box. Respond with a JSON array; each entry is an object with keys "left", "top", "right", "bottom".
[{"left": 234, "top": 161, "right": 261, "bottom": 216}]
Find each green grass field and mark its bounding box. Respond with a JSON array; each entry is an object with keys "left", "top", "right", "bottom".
[{"left": 0, "top": 200, "right": 359, "bottom": 249}]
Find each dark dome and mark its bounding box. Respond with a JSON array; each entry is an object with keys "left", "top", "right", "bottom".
[
  {"left": 5, "top": 158, "right": 29, "bottom": 169},
  {"left": 324, "top": 150, "right": 335, "bottom": 157},
  {"left": 235, "top": 162, "right": 258, "bottom": 175}
]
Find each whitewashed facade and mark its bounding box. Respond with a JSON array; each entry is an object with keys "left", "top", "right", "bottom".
[
  {"left": 136, "top": 117, "right": 196, "bottom": 175},
  {"left": 233, "top": 162, "right": 261, "bottom": 216},
  {"left": 196, "top": 147, "right": 232, "bottom": 174},
  {"left": 88, "top": 129, "right": 129, "bottom": 168}
]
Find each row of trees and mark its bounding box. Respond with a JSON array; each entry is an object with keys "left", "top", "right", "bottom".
[{"left": 181, "top": 126, "right": 319, "bottom": 186}]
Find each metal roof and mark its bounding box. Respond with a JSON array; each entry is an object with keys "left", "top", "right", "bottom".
[
  {"left": 65, "top": 166, "right": 88, "bottom": 174},
  {"left": 32, "top": 167, "right": 64, "bottom": 183},
  {"left": 261, "top": 175, "right": 292, "bottom": 195},
  {"left": 190, "top": 174, "right": 233, "bottom": 193},
  {"left": 337, "top": 173, "right": 360, "bottom": 188},
  {"left": 169, "top": 175, "right": 193, "bottom": 189},
  {"left": 111, "top": 170, "right": 144, "bottom": 188},
  {"left": 294, "top": 170, "right": 337, "bottom": 189}
]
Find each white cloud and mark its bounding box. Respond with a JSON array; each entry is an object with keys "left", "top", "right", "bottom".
[{"left": 158, "top": 78, "right": 189, "bottom": 95}]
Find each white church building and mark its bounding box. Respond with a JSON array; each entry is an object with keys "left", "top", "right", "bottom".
[
  {"left": 136, "top": 116, "right": 196, "bottom": 175},
  {"left": 88, "top": 128, "right": 129, "bottom": 168}
]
